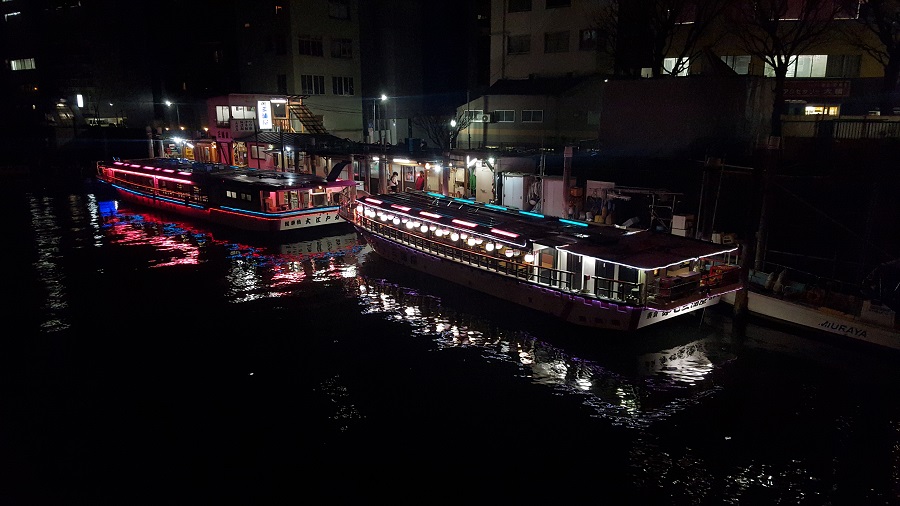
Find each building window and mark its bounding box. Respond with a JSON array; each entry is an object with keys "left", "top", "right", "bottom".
[
  {"left": 544, "top": 31, "right": 570, "bottom": 53},
  {"left": 299, "top": 36, "right": 324, "bottom": 57},
  {"left": 331, "top": 38, "right": 353, "bottom": 59},
  {"left": 216, "top": 105, "right": 231, "bottom": 127},
  {"left": 332, "top": 76, "right": 354, "bottom": 96},
  {"left": 277, "top": 74, "right": 288, "bottom": 94},
  {"left": 825, "top": 54, "right": 861, "bottom": 78},
  {"left": 467, "top": 110, "right": 485, "bottom": 122},
  {"left": 329, "top": 0, "right": 350, "bottom": 20},
  {"left": 579, "top": 29, "right": 598, "bottom": 51},
  {"left": 720, "top": 55, "right": 751, "bottom": 75},
  {"left": 494, "top": 110, "right": 515, "bottom": 122},
  {"left": 226, "top": 190, "right": 237, "bottom": 198},
  {"left": 10, "top": 57, "right": 35, "bottom": 71},
  {"left": 508, "top": 0, "right": 531, "bottom": 12},
  {"left": 522, "top": 110, "right": 543, "bottom": 123},
  {"left": 663, "top": 57, "right": 690, "bottom": 76},
  {"left": 231, "top": 105, "right": 256, "bottom": 119},
  {"left": 545, "top": 0, "right": 571, "bottom": 8},
  {"left": 301, "top": 75, "right": 326, "bottom": 95},
  {"left": 507, "top": 35, "right": 531, "bottom": 55},
  {"left": 765, "top": 55, "right": 828, "bottom": 78}
]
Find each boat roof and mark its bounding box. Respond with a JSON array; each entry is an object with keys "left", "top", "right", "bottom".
[
  {"left": 99, "top": 158, "right": 355, "bottom": 190},
  {"left": 359, "top": 190, "right": 739, "bottom": 271}
]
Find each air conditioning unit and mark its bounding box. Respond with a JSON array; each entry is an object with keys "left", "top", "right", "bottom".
[{"left": 480, "top": 114, "right": 491, "bottom": 123}]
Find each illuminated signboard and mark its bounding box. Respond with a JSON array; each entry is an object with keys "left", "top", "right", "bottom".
[{"left": 258, "top": 100, "right": 272, "bottom": 130}]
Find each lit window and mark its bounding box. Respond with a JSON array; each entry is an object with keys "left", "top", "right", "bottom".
[
  {"left": 663, "top": 57, "right": 689, "bottom": 76},
  {"left": 10, "top": 57, "right": 35, "bottom": 71}
]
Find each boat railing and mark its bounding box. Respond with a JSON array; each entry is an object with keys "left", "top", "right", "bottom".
[
  {"left": 358, "top": 214, "right": 643, "bottom": 305},
  {"left": 102, "top": 171, "right": 209, "bottom": 205}
]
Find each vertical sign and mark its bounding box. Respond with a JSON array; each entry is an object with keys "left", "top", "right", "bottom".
[{"left": 258, "top": 100, "right": 272, "bottom": 130}]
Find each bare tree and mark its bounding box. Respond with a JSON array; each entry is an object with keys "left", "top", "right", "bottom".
[
  {"left": 727, "top": 0, "right": 848, "bottom": 136},
  {"left": 649, "top": 0, "right": 731, "bottom": 77},
  {"left": 412, "top": 112, "right": 471, "bottom": 151},
  {"left": 840, "top": 0, "right": 900, "bottom": 115},
  {"left": 587, "top": 0, "right": 623, "bottom": 74},
  {"left": 589, "top": 0, "right": 728, "bottom": 77}
]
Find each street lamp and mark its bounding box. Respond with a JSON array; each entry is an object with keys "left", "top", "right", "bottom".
[
  {"left": 371, "top": 94, "right": 387, "bottom": 145},
  {"left": 450, "top": 119, "right": 457, "bottom": 149},
  {"left": 165, "top": 100, "right": 181, "bottom": 129}
]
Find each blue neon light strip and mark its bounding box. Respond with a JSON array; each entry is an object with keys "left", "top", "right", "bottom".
[
  {"left": 485, "top": 204, "right": 507, "bottom": 211},
  {"left": 518, "top": 210, "right": 544, "bottom": 218},
  {"left": 426, "top": 192, "right": 446, "bottom": 199},
  {"left": 559, "top": 218, "right": 589, "bottom": 227},
  {"left": 452, "top": 198, "right": 472, "bottom": 204}
]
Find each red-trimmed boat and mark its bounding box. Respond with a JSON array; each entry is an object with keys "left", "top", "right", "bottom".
[
  {"left": 340, "top": 190, "right": 743, "bottom": 331},
  {"left": 95, "top": 158, "right": 356, "bottom": 233}
]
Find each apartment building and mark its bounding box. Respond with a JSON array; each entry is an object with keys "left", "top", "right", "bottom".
[{"left": 459, "top": 0, "right": 896, "bottom": 157}]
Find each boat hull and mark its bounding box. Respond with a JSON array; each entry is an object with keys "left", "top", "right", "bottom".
[
  {"left": 721, "top": 290, "right": 900, "bottom": 351},
  {"left": 360, "top": 229, "right": 721, "bottom": 331},
  {"left": 109, "top": 184, "right": 347, "bottom": 233}
]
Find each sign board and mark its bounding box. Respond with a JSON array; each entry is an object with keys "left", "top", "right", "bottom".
[
  {"left": 783, "top": 80, "right": 851, "bottom": 99},
  {"left": 258, "top": 100, "right": 272, "bottom": 130}
]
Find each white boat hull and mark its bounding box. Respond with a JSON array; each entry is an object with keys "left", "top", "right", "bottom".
[
  {"left": 721, "top": 290, "right": 900, "bottom": 351},
  {"left": 362, "top": 231, "right": 720, "bottom": 331}
]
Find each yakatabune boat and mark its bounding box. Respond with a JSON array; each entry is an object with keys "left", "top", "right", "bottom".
[
  {"left": 340, "top": 190, "right": 743, "bottom": 331},
  {"left": 95, "top": 157, "right": 356, "bottom": 233}
]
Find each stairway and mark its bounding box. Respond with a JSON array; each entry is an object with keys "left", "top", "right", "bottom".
[{"left": 289, "top": 103, "right": 329, "bottom": 134}]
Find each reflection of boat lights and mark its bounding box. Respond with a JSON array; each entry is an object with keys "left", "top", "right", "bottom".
[{"left": 354, "top": 279, "right": 735, "bottom": 429}]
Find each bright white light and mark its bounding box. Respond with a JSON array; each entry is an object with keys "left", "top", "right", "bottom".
[
  {"left": 485, "top": 243, "right": 494, "bottom": 252},
  {"left": 505, "top": 249, "right": 514, "bottom": 257},
  {"left": 467, "top": 238, "right": 476, "bottom": 246},
  {"left": 524, "top": 253, "right": 534, "bottom": 263},
  {"left": 420, "top": 225, "right": 428, "bottom": 233},
  {"left": 392, "top": 217, "right": 401, "bottom": 225},
  {"left": 450, "top": 232, "right": 459, "bottom": 241}
]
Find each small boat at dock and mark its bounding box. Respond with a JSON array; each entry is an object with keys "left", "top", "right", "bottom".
[
  {"left": 340, "top": 190, "right": 743, "bottom": 331},
  {"left": 720, "top": 266, "right": 900, "bottom": 351},
  {"left": 95, "top": 157, "right": 356, "bottom": 234}
]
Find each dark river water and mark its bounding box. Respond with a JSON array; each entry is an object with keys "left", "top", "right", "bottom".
[{"left": 4, "top": 175, "right": 899, "bottom": 505}]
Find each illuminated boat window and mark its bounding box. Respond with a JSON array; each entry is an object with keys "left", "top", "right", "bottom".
[
  {"left": 490, "top": 228, "right": 519, "bottom": 238},
  {"left": 451, "top": 219, "right": 478, "bottom": 228}
]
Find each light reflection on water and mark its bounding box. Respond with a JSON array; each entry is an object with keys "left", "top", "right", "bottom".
[
  {"left": 353, "top": 277, "right": 734, "bottom": 430},
  {"left": 16, "top": 188, "right": 900, "bottom": 504}
]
